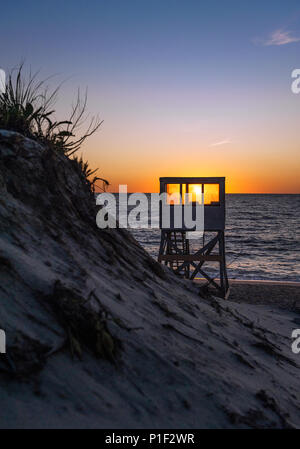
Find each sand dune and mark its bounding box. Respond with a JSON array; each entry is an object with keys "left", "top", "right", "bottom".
[{"left": 0, "top": 130, "right": 299, "bottom": 428}]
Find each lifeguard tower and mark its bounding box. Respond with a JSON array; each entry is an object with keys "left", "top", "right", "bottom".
[{"left": 158, "top": 177, "right": 229, "bottom": 298}]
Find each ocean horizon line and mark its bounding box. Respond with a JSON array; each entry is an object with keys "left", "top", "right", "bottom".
[{"left": 102, "top": 191, "right": 300, "bottom": 195}]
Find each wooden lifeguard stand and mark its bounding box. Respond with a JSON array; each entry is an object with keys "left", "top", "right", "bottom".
[{"left": 158, "top": 177, "right": 229, "bottom": 298}]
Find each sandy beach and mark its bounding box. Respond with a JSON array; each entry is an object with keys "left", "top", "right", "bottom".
[{"left": 195, "top": 279, "right": 300, "bottom": 310}]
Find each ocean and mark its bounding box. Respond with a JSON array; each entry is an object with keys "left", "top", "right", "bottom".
[{"left": 103, "top": 194, "right": 300, "bottom": 282}]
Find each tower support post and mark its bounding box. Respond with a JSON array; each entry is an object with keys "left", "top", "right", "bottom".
[{"left": 158, "top": 230, "right": 229, "bottom": 298}]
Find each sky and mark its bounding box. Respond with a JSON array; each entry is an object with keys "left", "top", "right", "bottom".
[{"left": 1, "top": 0, "right": 300, "bottom": 193}]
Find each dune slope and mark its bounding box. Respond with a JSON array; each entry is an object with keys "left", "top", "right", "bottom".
[{"left": 0, "top": 130, "right": 299, "bottom": 429}]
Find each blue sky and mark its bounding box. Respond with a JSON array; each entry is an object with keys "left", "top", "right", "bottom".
[{"left": 1, "top": 0, "right": 300, "bottom": 192}]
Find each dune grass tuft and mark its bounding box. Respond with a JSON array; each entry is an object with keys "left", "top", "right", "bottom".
[{"left": 0, "top": 64, "right": 108, "bottom": 191}]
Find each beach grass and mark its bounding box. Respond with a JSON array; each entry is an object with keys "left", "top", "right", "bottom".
[{"left": 0, "top": 64, "right": 109, "bottom": 192}]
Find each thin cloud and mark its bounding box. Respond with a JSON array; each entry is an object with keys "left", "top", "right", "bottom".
[
  {"left": 258, "top": 29, "right": 300, "bottom": 46},
  {"left": 210, "top": 139, "right": 231, "bottom": 147}
]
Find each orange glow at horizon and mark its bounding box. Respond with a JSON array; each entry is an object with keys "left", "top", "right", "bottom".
[
  {"left": 92, "top": 166, "right": 300, "bottom": 195},
  {"left": 86, "top": 130, "right": 300, "bottom": 195},
  {"left": 93, "top": 173, "right": 300, "bottom": 194}
]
